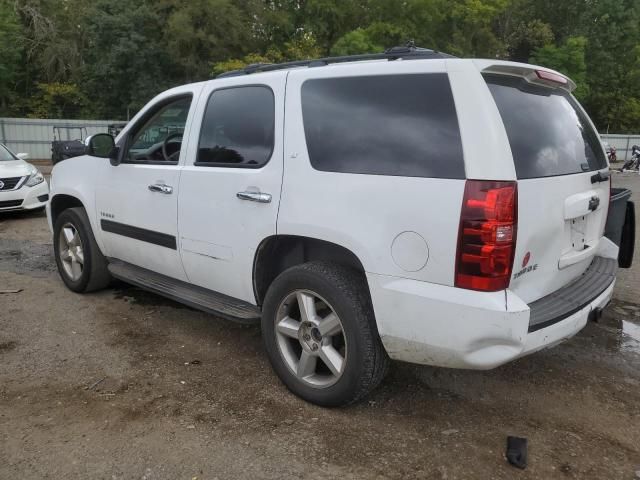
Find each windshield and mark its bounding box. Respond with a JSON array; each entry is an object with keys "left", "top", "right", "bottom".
[
  {"left": 485, "top": 74, "right": 607, "bottom": 179},
  {"left": 0, "top": 144, "right": 18, "bottom": 162}
]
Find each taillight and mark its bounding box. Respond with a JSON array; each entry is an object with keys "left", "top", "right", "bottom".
[{"left": 455, "top": 180, "right": 518, "bottom": 291}]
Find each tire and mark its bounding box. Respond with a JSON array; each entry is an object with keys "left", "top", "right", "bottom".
[
  {"left": 262, "top": 262, "right": 389, "bottom": 407},
  {"left": 53, "top": 207, "right": 111, "bottom": 293}
]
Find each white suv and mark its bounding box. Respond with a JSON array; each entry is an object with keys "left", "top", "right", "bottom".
[{"left": 47, "top": 46, "right": 633, "bottom": 406}]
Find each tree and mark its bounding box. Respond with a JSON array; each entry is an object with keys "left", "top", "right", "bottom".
[
  {"left": 28, "top": 82, "right": 87, "bottom": 118},
  {"left": 164, "top": 0, "right": 256, "bottom": 83},
  {"left": 531, "top": 36, "right": 589, "bottom": 100},
  {"left": 505, "top": 19, "right": 554, "bottom": 62},
  {"left": 331, "top": 28, "right": 383, "bottom": 56},
  {"left": 81, "top": 0, "right": 176, "bottom": 119},
  {"left": 0, "top": 0, "right": 24, "bottom": 114}
]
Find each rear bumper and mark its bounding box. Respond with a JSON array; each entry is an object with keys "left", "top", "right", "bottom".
[
  {"left": 0, "top": 181, "right": 49, "bottom": 211},
  {"left": 368, "top": 256, "right": 616, "bottom": 370}
]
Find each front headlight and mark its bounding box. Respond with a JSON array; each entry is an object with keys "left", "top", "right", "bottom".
[{"left": 26, "top": 168, "right": 45, "bottom": 187}]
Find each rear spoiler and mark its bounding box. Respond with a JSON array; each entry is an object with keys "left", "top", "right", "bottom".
[{"left": 476, "top": 61, "right": 577, "bottom": 93}]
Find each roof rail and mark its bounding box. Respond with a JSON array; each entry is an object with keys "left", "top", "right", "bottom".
[{"left": 216, "top": 42, "right": 455, "bottom": 78}]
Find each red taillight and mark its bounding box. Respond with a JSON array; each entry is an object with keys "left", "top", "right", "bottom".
[{"left": 455, "top": 180, "right": 518, "bottom": 291}]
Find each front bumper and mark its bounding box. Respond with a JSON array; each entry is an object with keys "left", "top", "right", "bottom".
[
  {"left": 0, "top": 180, "right": 49, "bottom": 212},
  {"left": 368, "top": 258, "right": 615, "bottom": 370}
]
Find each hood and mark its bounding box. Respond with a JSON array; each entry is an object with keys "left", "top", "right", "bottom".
[{"left": 0, "top": 160, "right": 33, "bottom": 178}]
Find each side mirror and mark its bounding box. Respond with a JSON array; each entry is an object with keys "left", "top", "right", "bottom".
[
  {"left": 86, "top": 133, "right": 115, "bottom": 158},
  {"left": 16, "top": 152, "right": 29, "bottom": 160}
]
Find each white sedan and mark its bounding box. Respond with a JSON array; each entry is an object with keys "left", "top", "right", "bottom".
[{"left": 0, "top": 143, "right": 49, "bottom": 212}]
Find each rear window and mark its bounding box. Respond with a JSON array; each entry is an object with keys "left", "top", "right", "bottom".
[
  {"left": 485, "top": 74, "right": 606, "bottom": 179},
  {"left": 301, "top": 74, "right": 465, "bottom": 179}
]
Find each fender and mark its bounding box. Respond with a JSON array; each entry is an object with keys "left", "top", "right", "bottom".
[{"left": 48, "top": 155, "right": 108, "bottom": 254}]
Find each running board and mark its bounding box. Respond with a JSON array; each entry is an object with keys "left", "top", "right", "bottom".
[{"left": 107, "top": 260, "right": 261, "bottom": 324}]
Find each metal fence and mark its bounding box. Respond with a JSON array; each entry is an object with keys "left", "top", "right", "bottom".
[
  {"left": 600, "top": 134, "right": 640, "bottom": 161},
  {"left": 2, "top": 116, "right": 639, "bottom": 163},
  {"left": 0, "top": 117, "right": 122, "bottom": 161}
]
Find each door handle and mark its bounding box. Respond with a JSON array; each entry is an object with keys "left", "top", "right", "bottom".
[
  {"left": 237, "top": 191, "right": 272, "bottom": 203},
  {"left": 148, "top": 183, "right": 173, "bottom": 194}
]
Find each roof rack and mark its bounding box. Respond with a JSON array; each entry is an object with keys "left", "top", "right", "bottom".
[{"left": 216, "top": 42, "right": 455, "bottom": 78}]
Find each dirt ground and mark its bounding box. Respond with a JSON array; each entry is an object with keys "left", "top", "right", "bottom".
[{"left": 1, "top": 173, "right": 639, "bottom": 480}]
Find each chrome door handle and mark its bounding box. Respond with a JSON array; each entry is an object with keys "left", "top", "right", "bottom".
[
  {"left": 237, "top": 191, "right": 272, "bottom": 203},
  {"left": 148, "top": 183, "right": 173, "bottom": 194}
]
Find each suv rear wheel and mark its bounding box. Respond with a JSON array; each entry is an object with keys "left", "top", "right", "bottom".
[
  {"left": 53, "top": 207, "right": 111, "bottom": 293},
  {"left": 262, "top": 262, "right": 389, "bottom": 406}
]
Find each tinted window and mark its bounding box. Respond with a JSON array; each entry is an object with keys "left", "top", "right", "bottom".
[
  {"left": 126, "top": 96, "right": 192, "bottom": 163},
  {"left": 301, "top": 74, "right": 464, "bottom": 178},
  {"left": 485, "top": 75, "right": 606, "bottom": 179},
  {"left": 197, "top": 86, "right": 274, "bottom": 167}
]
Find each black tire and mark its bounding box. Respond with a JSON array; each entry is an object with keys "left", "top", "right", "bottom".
[
  {"left": 262, "top": 262, "right": 389, "bottom": 407},
  {"left": 53, "top": 207, "right": 111, "bottom": 293}
]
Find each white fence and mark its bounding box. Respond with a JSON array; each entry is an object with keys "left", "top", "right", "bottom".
[
  {"left": 600, "top": 134, "right": 640, "bottom": 161},
  {"left": 0, "top": 117, "right": 122, "bottom": 160}
]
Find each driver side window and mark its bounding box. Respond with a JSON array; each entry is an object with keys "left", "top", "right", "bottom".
[{"left": 124, "top": 96, "right": 192, "bottom": 164}]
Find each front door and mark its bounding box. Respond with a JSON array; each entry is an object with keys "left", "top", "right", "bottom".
[
  {"left": 95, "top": 90, "right": 200, "bottom": 280},
  {"left": 177, "top": 73, "right": 287, "bottom": 303}
]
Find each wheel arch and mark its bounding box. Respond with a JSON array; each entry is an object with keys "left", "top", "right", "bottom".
[
  {"left": 50, "top": 194, "right": 85, "bottom": 226},
  {"left": 253, "top": 235, "right": 367, "bottom": 306},
  {"left": 50, "top": 193, "right": 107, "bottom": 255}
]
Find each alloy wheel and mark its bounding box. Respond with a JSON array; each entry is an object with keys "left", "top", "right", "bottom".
[
  {"left": 274, "top": 289, "right": 347, "bottom": 388},
  {"left": 58, "top": 222, "right": 84, "bottom": 281}
]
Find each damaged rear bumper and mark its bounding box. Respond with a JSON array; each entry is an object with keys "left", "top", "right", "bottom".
[{"left": 368, "top": 256, "right": 616, "bottom": 370}]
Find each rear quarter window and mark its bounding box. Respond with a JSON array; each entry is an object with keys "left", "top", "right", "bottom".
[
  {"left": 485, "top": 74, "right": 607, "bottom": 179},
  {"left": 301, "top": 73, "right": 465, "bottom": 179}
]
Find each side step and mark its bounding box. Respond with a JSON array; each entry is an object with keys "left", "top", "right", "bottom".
[{"left": 107, "top": 260, "right": 261, "bottom": 324}]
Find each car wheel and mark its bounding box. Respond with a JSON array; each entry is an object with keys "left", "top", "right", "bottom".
[
  {"left": 53, "top": 207, "right": 111, "bottom": 293},
  {"left": 262, "top": 262, "right": 389, "bottom": 407}
]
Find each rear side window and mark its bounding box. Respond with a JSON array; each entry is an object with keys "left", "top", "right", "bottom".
[
  {"left": 196, "top": 86, "right": 274, "bottom": 167},
  {"left": 485, "top": 74, "right": 606, "bottom": 179},
  {"left": 301, "top": 74, "right": 465, "bottom": 179}
]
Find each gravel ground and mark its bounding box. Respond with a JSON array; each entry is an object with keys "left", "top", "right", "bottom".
[{"left": 0, "top": 173, "right": 639, "bottom": 479}]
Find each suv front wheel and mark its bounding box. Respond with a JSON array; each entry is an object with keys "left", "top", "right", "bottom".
[
  {"left": 53, "top": 207, "right": 111, "bottom": 293},
  {"left": 262, "top": 262, "right": 389, "bottom": 407}
]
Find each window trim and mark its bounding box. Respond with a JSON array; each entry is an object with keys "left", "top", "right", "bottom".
[
  {"left": 118, "top": 93, "right": 194, "bottom": 166},
  {"left": 194, "top": 84, "right": 276, "bottom": 169},
  {"left": 299, "top": 73, "right": 466, "bottom": 180}
]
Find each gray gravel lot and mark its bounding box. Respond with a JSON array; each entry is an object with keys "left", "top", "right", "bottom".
[{"left": 0, "top": 172, "right": 639, "bottom": 479}]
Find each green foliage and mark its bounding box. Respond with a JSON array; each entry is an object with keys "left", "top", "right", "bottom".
[
  {"left": 4, "top": 0, "right": 640, "bottom": 132},
  {"left": 28, "top": 82, "right": 87, "bottom": 118},
  {"left": 0, "top": 0, "right": 24, "bottom": 114},
  {"left": 531, "top": 36, "right": 589, "bottom": 100},
  {"left": 331, "top": 28, "right": 383, "bottom": 56},
  {"left": 505, "top": 19, "right": 554, "bottom": 61}
]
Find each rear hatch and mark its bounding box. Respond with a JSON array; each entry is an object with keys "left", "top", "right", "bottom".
[{"left": 484, "top": 69, "right": 610, "bottom": 304}]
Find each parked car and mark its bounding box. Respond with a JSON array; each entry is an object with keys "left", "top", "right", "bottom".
[
  {"left": 0, "top": 143, "right": 49, "bottom": 212},
  {"left": 46, "top": 46, "right": 635, "bottom": 406}
]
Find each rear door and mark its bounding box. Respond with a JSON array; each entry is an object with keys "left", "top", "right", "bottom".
[
  {"left": 483, "top": 70, "right": 609, "bottom": 304},
  {"left": 177, "top": 72, "right": 286, "bottom": 303}
]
